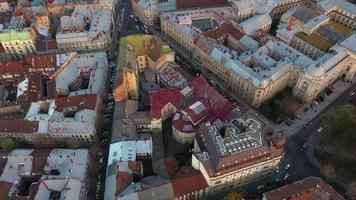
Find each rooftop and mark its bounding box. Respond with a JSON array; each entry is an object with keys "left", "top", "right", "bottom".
[
  {"left": 264, "top": 176, "right": 345, "bottom": 200},
  {"left": 171, "top": 173, "right": 208, "bottom": 197},
  {"left": 194, "top": 115, "right": 285, "bottom": 176}
]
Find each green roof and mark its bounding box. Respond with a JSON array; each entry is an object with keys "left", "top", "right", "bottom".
[
  {"left": 0, "top": 29, "right": 32, "bottom": 42},
  {"left": 295, "top": 32, "right": 333, "bottom": 52},
  {"left": 325, "top": 20, "right": 353, "bottom": 36},
  {"left": 161, "top": 46, "right": 173, "bottom": 54}
]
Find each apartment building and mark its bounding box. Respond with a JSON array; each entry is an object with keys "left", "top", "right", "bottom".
[
  {"left": 161, "top": 6, "right": 355, "bottom": 107},
  {"left": 0, "top": 52, "right": 108, "bottom": 146},
  {"left": 319, "top": 0, "right": 356, "bottom": 30},
  {"left": 263, "top": 176, "right": 345, "bottom": 200},
  {"left": 56, "top": 5, "right": 113, "bottom": 52},
  {"left": 192, "top": 113, "right": 285, "bottom": 194},
  {"left": 0, "top": 148, "right": 90, "bottom": 200}
]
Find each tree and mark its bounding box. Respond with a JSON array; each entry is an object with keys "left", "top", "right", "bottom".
[
  {"left": 322, "top": 164, "right": 335, "bottom": 180},
  {"left": 227, "top": 192, "right": 244, "bottom": 200},
  {"left": 321, "top": 104, "right": 356, "bottom": 151},
  {"left": 1, "top": 137, "right": 17, "bottom": 150}
]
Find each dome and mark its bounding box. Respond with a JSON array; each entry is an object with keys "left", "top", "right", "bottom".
[
  {"left": 307, "top": 64, "right": 325, "bottom": 77},
  {"left": 271, "top": 131, "right": 286, "bottom": 149}
]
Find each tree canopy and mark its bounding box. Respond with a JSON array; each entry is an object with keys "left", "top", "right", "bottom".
[
  {"left": 322, "top": 104, "right": 356, "bottom": 151},
  {"left": 0, "top": 137, "right": 17, "bottom": 151}
]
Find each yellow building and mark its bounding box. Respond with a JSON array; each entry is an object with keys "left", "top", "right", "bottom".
[{"left": 0, "top": 29, "right": 37, "bottom": 59}]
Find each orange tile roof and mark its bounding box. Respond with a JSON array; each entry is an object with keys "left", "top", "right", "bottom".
[
  {"left": 55, "top": 94, "right": 98, "bottom": 112},
  {"left": 0, "top": 182, "right": 12, "bottom": 200},
  {"left": 171, "top": 173, "right": 208, "bottom": 197},
  {"left": 264, "top": 177, "right": 344, "bottom": 200},
  {"left": 0, "top": 119, "right": 38, "bottom": 133}
]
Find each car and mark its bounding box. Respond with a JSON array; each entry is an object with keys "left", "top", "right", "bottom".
[
  {"left": 317, "top": 127, "right": 324, "bottom": 133},
  {"left": 257, "top": 184, "right": 264, "bottom": 190},
  {"left": 284, "top": 164, "right": 291, "bottom": 170},
  {"left": 96, "top": 152, "right": 103, "bottom": 156},
  {"left": 285, "top": 120, "right": 293, "bottom": 127},
  {"left": 306, "top": 121, "right": 313, "bottom": 127},
  {"left": 99, "top": 158, "right": 103, "bottom": 164},
  {"left": 303, "top": 107, "right": 309, "bottom": 112},
  {"left": 274, "top": 178, "right": 281, "bottom": 183},
  {"left": 283, "top": 173, "right": 289, "bottom": 180},
  {"left": 301, "top": 142, "right": 308, "bottom": 151},
  {"left": 275, "top": 169, "right": 280, "bottom": 173}
]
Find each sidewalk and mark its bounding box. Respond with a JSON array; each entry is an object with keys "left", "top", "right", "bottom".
[{"left": 275, "top": 77, "right": 356, "bottom": 137}]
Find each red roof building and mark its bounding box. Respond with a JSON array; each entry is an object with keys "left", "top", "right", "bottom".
[
  {"left": 151, "top": 76, "right": 236, "bottom": 144},
  {"left": 263, "top": 177, "right": 345, "bottom": 200},
  {"left": 171, "top": 173, "right": 208, "bottom": 198},
  {"left": 55, "top": 94, "right": 98, "bottom": 112},
  {"left": 0, "top": 182, "right": 12, "bottom": 200},
  {"left": 0, "top": 120, "right": 39, "bottom": 133}
]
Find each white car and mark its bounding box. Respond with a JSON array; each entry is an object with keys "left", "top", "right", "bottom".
[
  {"left": 284, "top": 164, "right": 291, "bottom": 170},
  {"left": 283, "top": 173, "right": 289, "bottom": 180},
  {"left": 317, "top": 127, "right": 324, "bottom": 133}
]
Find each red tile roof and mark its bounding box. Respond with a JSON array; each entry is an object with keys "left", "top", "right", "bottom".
[
  {"left": 151, "top": 76, "right": 235, "bottom": 125},
  {"left": 0, "top": 61, "right": 26, "bottom": 77},
  {"left": 0, "top": 182, "right": 11, "bottom": 200},
  {"left": 189, "top": 77, "right": 235, "bottom": 120},
  {"left": 25, "top": 54, "right": 57, "bottom": 71},
  {"left": 204, "top": 22, "right": 245, "bottom": 41},
  {"left": 0, "top": 120, "right": 38, "bottom": 133},
  {"left": 116, "top": 171, "right": 132, "bottom": 195},
  {"left": 264, "top": 177, "right": 345, "bottom": 200},
  {"left": 172, "top": 114, "right": 197, "bottom": 134},
  {"left": 150, "top": 88, "right": 184, "bottom": 118},
  {"left": 30, "top": 149, "right": 51, "bottom": 174},
  {"left": 171, "top": 173, "right": 208, "bottom": 197},
  {"left": 163, "top": 158, "right": 179, "bottom": 180},
  {"left": 176, "top": 0, "right": 227, "bottom": 9},
  {"left": 55, "top": 94, "right": 98, "bottom": 112},
  {"left": 181, "top": 100, "right": 210, "bottom": 125},
  {"left": 127, "top": 161, "right": 142, "bottom": 174}
]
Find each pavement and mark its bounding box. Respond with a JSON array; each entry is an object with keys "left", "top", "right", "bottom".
[{"left": 276, "top": 78, "right": 356, "bottom": 137}]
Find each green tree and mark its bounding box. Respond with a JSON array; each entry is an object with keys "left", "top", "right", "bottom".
[
  {"left": 227, "top": 192, "right": 244, "bottom": 200},
  {"left": 321, "top": 104, "right": 356, "bottom": 151},
  {"left": 0, "top": 137, "right": 17, "bottom": 150},
  {"left": 322, "top": 164, "right": 335, "bottom": 180}
]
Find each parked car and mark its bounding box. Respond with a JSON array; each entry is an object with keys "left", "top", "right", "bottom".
[
  {"left": 301, "top": 142, "right": 308, "bottom": 151},
  {"left": 284, "top": 164, "right": 291, "bottom": 170},
  {"left": 283, "top": 173, "right": 289, "bottom": 180},
  {"left": 317, "top": 127, "right": 324, "bottom": 133}
]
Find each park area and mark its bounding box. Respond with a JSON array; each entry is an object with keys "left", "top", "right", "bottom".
[
  {"left": 259, "top": 87, "right": 302, "bottom": 123},
  {"left": 312, "top": 104, "right": 356, "bottom": 198}
]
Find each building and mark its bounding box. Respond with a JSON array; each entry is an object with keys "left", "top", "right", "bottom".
[
  {"left": 263, "top": 176, "right": 345, "bottom": 200},
  {"left": 0, "top": 148, "right": 90, "bottom": 200},
  {"left": 108, "top": 136, "right": 152, "bottom": 165},
  {"left": 192, "top": 115, "right": 285, "bottom": 193},
  {"left": 161, "top": 6, "right": 356, "bottom": 107},
  {"left": 157, "top": 61, "right": 193, "bottom": 89},
  {"left": 113, "top": 35, "right": 174, "bottom": 102},
  {"left": 131, "top": 0, "right": 228, "bottom": 27},
  {"left": 318, "top": 0, "right": 356, "bottom": 30},
  {"left": 0, "top": 28, "right": 37, "bottom": 59},
  {"left": 151, "top": 76, "right": 237, "bottom": 144},
  {"left": 0, "top": 52, "right": 108, "bottom": 146},
  {"left": 56, "top": 5, "right": 113, "bottom": 52}
]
